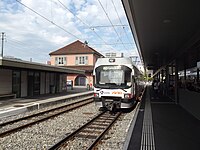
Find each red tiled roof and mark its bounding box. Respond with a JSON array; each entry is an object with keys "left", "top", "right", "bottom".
[{"left": 49, "top": 40, "right": 103, "bottom": 56}]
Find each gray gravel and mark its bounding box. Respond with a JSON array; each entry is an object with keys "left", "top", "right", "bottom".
[
  {"left": 0, "top": 102, "right": 139, "bottom": 150},
  {"left": 0, "top": 103, "right": 99, "bottom": 150},
  {"left": 96, "top": 106, "right": 138, "bottom": 150},
  {"left": 0, "top": 96, "right": 91, "bottom": 124},
  {"left": 0, "top": 98, "right": 92, "bottom": 134}
]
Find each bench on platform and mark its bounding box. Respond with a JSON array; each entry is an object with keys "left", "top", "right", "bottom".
[{"left": 0, "top": 93, "right": 16, "bottom": 100}]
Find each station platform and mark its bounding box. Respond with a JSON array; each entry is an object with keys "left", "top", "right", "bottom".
[
  {"left": 124, "top": 86, "right": 200, "bottom": 150},
  {"left": 0, "top": 87, "right": 93, "bottom": 119}
]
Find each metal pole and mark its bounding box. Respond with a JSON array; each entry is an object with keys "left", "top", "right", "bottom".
[
  {"left": 184, "top": 66, "right": 186, "bottom": 80},
  {"left": 175, "top": 60, "right": 179, "bottom": 104},
  {"left": 166, "top": 65, "right": 169, "bottom": 95},
  {"left": 161, "top": 69, "right": 164, "bottom": 82},
  {"left": 1, "top": 32, "right": 5, "bottom": 57}
]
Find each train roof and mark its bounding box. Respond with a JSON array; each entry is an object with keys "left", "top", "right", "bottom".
[
  {"left": 94, "top": 57, "right": 133, "bottom": 68},
  {"left": 94, "top": 57, "right": 143, "bottom": 76}
]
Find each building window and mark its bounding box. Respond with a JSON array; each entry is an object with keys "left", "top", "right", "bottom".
[
  {"left": 75, "top": 56, "right": 88, "bottom": 65},
  {"left": 12, "top": 70, "right": 21, "bottom": 98},
  {"left": 27, "top": 71, "right": 40, "bottom": 96},
  {"left": 55, "top": 57, "right": 66, "bottom": 65}
]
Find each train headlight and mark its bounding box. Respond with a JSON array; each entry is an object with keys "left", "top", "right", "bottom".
[
  {"left": 124, "top": 94, "right": 132, "bottom": 99},
  {"left": 94, "top": 93, "right": 99, "bottom": 97}
]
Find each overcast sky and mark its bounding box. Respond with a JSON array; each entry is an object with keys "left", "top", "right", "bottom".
[{"left": 0, "top": 0, "right": 139, "bottom": 64}]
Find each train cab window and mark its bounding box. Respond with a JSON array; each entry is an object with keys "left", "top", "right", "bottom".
[{"left": 95, "top": 65, "right": 132, "bottom": 88}]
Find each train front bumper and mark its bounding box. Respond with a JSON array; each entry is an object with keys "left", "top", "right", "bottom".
[{"left": 94, "top": 97, "right": 135, "bottom": 108}]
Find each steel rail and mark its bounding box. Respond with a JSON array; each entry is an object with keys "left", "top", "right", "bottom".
[
  {"left": 87, "top": 112, "right": 121, "bottom": 150},
  {"left": 0, "top": 97, "right": 93, "bottom": 137},
  {"left": 48, "top": 111, "right": 106, "bottom": 150},
  {"left": 0, "top": 94, "right": 93, "bottom": 127},
  {"left": 48, "top": 111, "right": 122, "bottom": 150}
]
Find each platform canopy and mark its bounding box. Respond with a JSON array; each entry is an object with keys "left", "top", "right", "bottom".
[
  {"left": 0, "top": 57, "right": 85, "bottom": 74},
  {"left": 122, "top": 0, "right": 200, "bottom": 71}
]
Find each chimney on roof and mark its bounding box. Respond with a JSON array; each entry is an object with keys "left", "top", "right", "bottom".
[{"left": 83, "top": 40, "right": 88, "bottom": 47}]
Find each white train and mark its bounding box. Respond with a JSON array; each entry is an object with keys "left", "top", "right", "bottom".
[{"left": 93, "top": 57, "right": 144, "bottom": 111}]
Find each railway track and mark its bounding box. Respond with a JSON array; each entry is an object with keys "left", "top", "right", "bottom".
[
  {"left": 49, "top": 111, "right": 122, "bottom": 150},
  {"left": 0, "top": 95, "right": 93, "bottom": 137}
]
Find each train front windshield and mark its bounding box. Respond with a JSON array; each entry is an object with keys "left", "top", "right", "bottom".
[{"left": 95, "top": 65, "right": 132, "bottom": 88}]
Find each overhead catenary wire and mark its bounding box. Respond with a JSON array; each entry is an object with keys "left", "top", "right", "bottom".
[
  {"left": 57, "top": 0, "right": 116, "bottom": 51},
  {"left": 6, "top": 40, "right": 45, "bottom": 55},
  {"left": 89, "top": 42, "right": 134, "bottom": 45},
  {"left": 111, "top": 0, "right": 142, "bottom": 62},
  {"left": 97, "top": 0, "right": 131, "bottom": 55},
  {"left": 50, "top": 0, "right": 53, "bottom": 22},
  {"left": 15, "top": 0, "right": 83, "bottom": 41},
  {"left": 5, "top": 43, "right": 37, "bottom": 57},
  {"left": 5, "top": 42, "right": 48, "bottom": 62},
  {"left": 114, "top": 0, "right": 143, "bottom": 64},
  {"left": 6, "top": 36, "right": 51, "bottom": 56},
  {"left": 15, "top": 0, "right": 133, "bottom": 57},
  {"left": 110, "top": 0, "right": 135, "bottom": 55},
  {"left": 56, "top": 1, "right": 131, "bottom": 50},
  {"left": 90, "top": 24, "right": 128, "bottom": 28},
  {"left": 8, "top": 38, "right": 36, "bottom": 48},
  {"left": 111, "top": 0, "right": 133, "bottom": 48}
]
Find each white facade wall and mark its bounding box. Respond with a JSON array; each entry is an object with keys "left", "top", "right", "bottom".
[
  {"left": 40, "top": 72, "right": 45, "bottom": 94},
  {"left": 21, "top": 71, "right": 27, "bottom": 97},
  {"left": 0, "top": 69, "right": 12, "bottom": 95}
]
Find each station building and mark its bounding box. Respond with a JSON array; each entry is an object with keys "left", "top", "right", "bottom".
[
  {"left": 49, "top": 40, "right": 104, "bottom": 87},
  {"left": 0, "top": 56, "right": 84, "bottom": 98}
]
